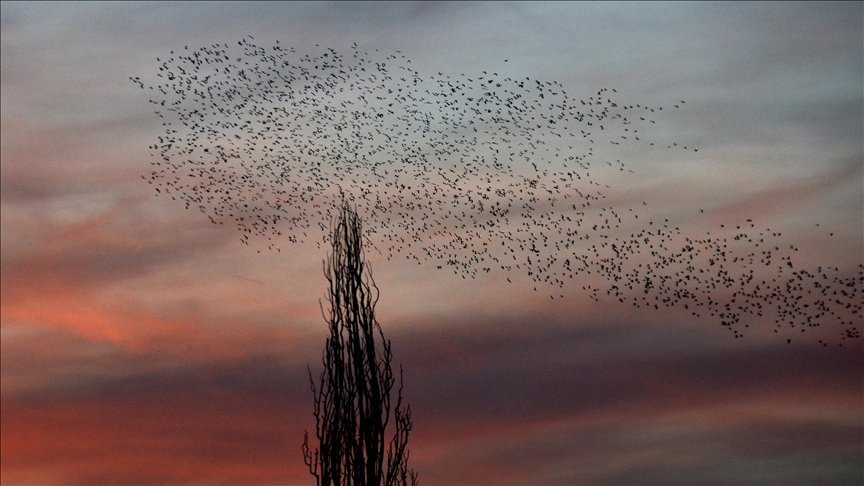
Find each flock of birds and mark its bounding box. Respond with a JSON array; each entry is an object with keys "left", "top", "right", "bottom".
[{"left": 134, "top": 37, "right": 862, "bottom": 346}]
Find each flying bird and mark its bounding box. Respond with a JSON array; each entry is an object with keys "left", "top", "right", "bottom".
[{"left": 137, "top": 40, "right": 862, "bottom": 347}]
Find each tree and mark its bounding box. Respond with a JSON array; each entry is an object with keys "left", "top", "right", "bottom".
[{"left": 303, "top": 201, "right": 418, "bottom": 486}]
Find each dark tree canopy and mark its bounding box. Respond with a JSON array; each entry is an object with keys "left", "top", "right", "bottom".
[{"left": 303, "top": 201, "right": 416, "bottom": 486}]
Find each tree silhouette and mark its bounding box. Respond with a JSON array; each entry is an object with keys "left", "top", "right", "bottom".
[{"left": 303, "top": 201, "right": 417, "bottom": 486}]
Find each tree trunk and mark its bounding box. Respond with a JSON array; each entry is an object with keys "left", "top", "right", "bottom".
[{"left": 304, "top": 202, "right": 417, "bottom": 486}]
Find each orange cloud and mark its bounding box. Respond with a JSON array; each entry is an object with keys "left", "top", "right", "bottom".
[{"left": 1, "top": 386, "right": 315, "bottom": 485}]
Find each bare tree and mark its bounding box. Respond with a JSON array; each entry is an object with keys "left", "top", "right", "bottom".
[{"left": 304, "top": 201, "right": 417, "bottom": 486}]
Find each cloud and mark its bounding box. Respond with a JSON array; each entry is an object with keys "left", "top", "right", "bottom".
[
  {"left": 395, "top": 314, "right": 863, "bottom": 424},
  {"left": 701, "top": 155, "right": 863, "bottom": 227},
  {"left": 1, "top": 356, "right": 315, "bottom": 485},
  {"left": 392, "top": 318, "right": 862, "bottom": 483},
  {"left": 3, "top": 202, "right": 216, "bottom": 293},
  {"left": 2, "top": 3, "right": 861, "bottom": 484},
  {"left": 1, "top": 188, "right": 322, "bottom": 359},
  {"left": 5, "top": 312, "right": 859, "bottom": 484}
]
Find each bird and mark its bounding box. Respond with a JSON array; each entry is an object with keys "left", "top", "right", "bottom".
[{"left": 135, "top": 39, "right": 863, "bottom": 347}]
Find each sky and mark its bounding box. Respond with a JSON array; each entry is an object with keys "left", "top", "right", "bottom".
[{"left": 1, "top": 2, "right": 862, "bottom": 484}]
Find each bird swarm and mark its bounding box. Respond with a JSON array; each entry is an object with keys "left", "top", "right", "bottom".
[{"left": 134, "top": 37, "right": 862, "bottom": 346}]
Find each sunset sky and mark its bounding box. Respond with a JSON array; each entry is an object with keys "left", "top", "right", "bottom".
[{"left": 1, "top": 2, "right": 862, "bottom": 484}]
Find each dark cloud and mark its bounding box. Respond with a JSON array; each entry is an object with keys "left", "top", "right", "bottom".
[
  {"left": 393, "top": 317, "right": 863, "bottom": 425},
  {"left": 390, "top": 317, "right": 863, "bottom": 483},
  {"left": 0, "top": 358, "right": 315, "bottom": 485},
  {"left": 421, "top": 415, "right": 862, "bottom": 485},
  {"left": 3, "top": 316, "right": 859, "bottom": 484}
]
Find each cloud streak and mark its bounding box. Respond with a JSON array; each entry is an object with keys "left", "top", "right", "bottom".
[{"left": 3, "top": 314, "right": 860, "bottom": 484}]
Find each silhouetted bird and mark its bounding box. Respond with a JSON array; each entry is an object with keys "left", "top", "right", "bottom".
[{"left": 137, "top": 39, "right": 862, "bottom": 346}]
